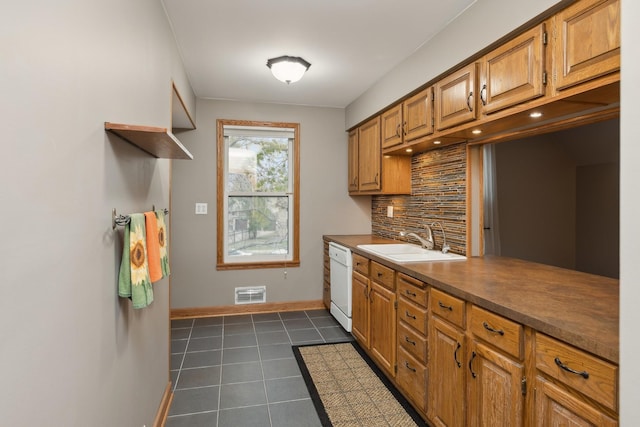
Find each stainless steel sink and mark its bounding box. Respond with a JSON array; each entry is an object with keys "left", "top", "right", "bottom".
[{"left": 357, "top": 243, "right": 466, "bottom": 263}]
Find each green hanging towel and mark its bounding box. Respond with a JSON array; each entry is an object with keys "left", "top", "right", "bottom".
[
  {"left": 155, "top": 210, "right": 170, "bottom": 278},
  {"left": 118, "top": 213, "right": 153, "bottom": 309}
]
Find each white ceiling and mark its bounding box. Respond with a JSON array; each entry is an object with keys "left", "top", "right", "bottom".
[{"left": 161, "top": 0, "right": 475, "bottom": 108}]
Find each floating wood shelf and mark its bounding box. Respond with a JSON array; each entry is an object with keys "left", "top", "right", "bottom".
[{"left": 105, "top": 122, "right": 194, "bottom": 160}]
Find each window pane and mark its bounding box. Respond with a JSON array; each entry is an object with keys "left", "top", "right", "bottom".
[
  {"left": 227, "top": 136, "right": 289, "bottom": 193},
  {"left": 227, "top": 196, "right": 290, "bottom": 258}
]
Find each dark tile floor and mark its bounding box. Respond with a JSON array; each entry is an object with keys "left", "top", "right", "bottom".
[{"left": 167, "top": 309, "right": 353, "bottom": 427}]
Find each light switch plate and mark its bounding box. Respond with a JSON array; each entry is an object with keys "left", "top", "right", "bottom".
[{"left": 195, "top": 203, "right": 208, "bottom": 215}]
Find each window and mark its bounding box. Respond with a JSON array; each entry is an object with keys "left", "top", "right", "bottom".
[{"left": 216, "top": 119, "right": 300, "bottom": 269}]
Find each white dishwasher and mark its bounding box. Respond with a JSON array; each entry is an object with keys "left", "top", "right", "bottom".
[{"left": 328, "top": 242, "right": 352, "bottom": 332}]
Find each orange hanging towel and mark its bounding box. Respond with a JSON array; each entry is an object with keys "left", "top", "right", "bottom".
[{"left": 144, "top": 211, "right": 163, "bottom": 283}]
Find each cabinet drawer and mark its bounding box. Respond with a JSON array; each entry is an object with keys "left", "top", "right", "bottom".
[
  {"left": 430, "top": 288, "right": 465, "bottom": 328},
  {"left": 397, "top": 273, "right": 428, "bottom": 307},
  {"left": 370, "top": 261, "right": 395, "bottom": 290},
  {"left": 535, "top": 333, "right": 618, "bottom": 412},
  {"left": 396, "top": 346, "right": 427, "bottom": 413},
  {"left": 398, "top": 320, "right": 427, "bottom": 363},
  {"left": 352, "top": 253, "right": 370, "bottom": 276},
  {"left": 470, "top": 305, "right": 523, "bottom": 360},
  {"left": 398, "top": 298, "right": 427, "bottom": 335}
]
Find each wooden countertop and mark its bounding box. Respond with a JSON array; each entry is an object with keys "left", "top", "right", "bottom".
[{"left": 324, "top": 234, "right": 619, "bottom": 363}]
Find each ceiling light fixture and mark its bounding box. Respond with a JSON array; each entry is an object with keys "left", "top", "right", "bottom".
[
  {"left": 266, "top": 56, "right": 311, "bottom": 84},
  {"left": 529, "top": 111, "right": 543, "bottom": 118}
]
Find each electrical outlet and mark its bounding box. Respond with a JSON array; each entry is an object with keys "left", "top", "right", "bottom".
[
  {"left": 195, "top": 202, "right": 208, "bottom": 215},
  {"left": 386, "top": 206, "right": 394, "bottom": 218}
]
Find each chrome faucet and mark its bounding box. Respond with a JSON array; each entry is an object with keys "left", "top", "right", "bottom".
[
  {"left": 399, "top": 226, "right": 434, "bottom": 250},
  {"left": 431, "top": 222, "right": 450, "bottom": 254}
]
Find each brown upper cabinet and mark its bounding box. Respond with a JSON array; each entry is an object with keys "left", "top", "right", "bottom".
[
  {"left": 356, "top": 117, "right": 381, "bottom": 192},
  {"left": 347, "top": 129, "right": 359, "bottom": 192},
  {"left": 349, "top": 116, "right": 411, "bottom": 195},
  {"left": 435, "top": 63, "right": 478, "bottom": 131},
  {"left": 551, "top": 0, "right": 620, "bottom": 92},
  {"left": 381, "top": 87, "right": 434, "bottom": 149},
  {"left": 480, "top": 23, "right": 548, "bottom": 115}
]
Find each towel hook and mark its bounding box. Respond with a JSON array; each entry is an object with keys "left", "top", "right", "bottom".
[
  {"left": 112, "top": 208, "right": 131, "bottom": 229},
  {"left": 112, "top": 207, "right": 168, "bottom": 229}
]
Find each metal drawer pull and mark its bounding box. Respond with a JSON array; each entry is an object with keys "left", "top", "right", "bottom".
[
  {"left": 405, "top": 336, "right": 416, "bottom": 346},
  {"left": 405, "top": 361, "right": 416, "bottom": 373},
  {"left": 482, "top": 321, "right": 505, "bottom": 336},
  {"left": 469, "top": 351, "right": 477, "bottom": 378},
  {"left": 405, "top": 311, "right": 417, "bottom": 319},
  {"left": 554, "top": 357, "right": 590, "bottom": 379},
  {"left": 438, "top": 301, "right": 453, "bottom": 311},
  {"left": 405, "top": 289, "right": 417, "bottom": 297},
  {"left": 454, "top": 342, "right": 462, "bottom": 367}
]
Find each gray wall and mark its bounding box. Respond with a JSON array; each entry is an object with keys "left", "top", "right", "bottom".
[
  {"left": 494, "top": 137, "right": 577, "bottom": 268},
  {"left": 1, "top": 1, "right": 193, "bottom": 425},
  {"left": 170, "top": 99, "right": 371, "bottom": 309},
  {"left": 492, "top": 120, "right": 619, "bottom": 276}
]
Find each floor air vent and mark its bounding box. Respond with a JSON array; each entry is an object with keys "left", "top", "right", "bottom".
[{"left": 235, "top": 286, "right": 266, "bottom": 304}]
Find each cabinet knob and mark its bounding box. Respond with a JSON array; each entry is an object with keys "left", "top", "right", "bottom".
[
  {"left": 438, "top": 301, "right": 453, "bottom": 311},
  {"left": 469, "top": 351, "right": 477, "bottom": 378},
  {"left": 482, "top": 321, "right": 505, "bottom": 336},
  {"left": 554, "top": 357, "right": 590, "bottom": 379},
  {"left": 454, "top": 342, "right": 462, "bottom": 368}
]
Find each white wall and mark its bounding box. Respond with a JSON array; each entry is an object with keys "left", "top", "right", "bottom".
[
  {"left": 345, "top": 0, "right": 562, "bottom": 128},
  {"left": 620, "top": 1, "right": 640, "bottom": 424},
  {"left": 0, "top": 1, "right": 193, "bottom": 425},
  {"left": 170, "top": 99, "right": 371, "bottom": 309}
]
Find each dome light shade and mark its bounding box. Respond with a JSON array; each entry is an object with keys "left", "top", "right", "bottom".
[{"left": 266, "top": 56, "right": 311, "bottom": 84}]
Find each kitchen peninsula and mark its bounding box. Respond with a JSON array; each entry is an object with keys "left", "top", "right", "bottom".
[{"left": 323, "top": 234, "right": 618, "bottom": 426}]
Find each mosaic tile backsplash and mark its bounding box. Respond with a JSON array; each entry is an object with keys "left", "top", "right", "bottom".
[{"left": 372, "top": 143, "right": 468, "bottom": 255}]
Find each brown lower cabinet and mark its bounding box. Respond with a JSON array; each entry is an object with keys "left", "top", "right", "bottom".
[{"left": 347, "top": 251, "right": 619, "bottom": 426}]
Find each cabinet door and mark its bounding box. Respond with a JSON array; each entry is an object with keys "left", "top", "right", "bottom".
[
  {"left": 351, "top": 270, "right": 370, "bottom": 347},
  {"left": 369, "top": 281, "right": 397, "bottom": 377},
  {"left": 381, "top": 104, "right": 403, "bottom": 149},
  {"left": 396, "top": 346, "right": 427, "bottom": 413},
  {"left": 403, "top": 87, "right": 434, "bottom": 142},
  {"left": 468, "top": 340, "right": 525, "bottom": 427},
  {"left": 429, "top": 317, "right": 466, "bottom": 427},
  {"left": 357, "top": 116, "right": 381, "bottom": 192},
  {"left": 553, "top": 0, "right": 620, "bottom": 91},
  {"left": 347, "top": 130, "right": 359, "bottom": 192},
  {"left": 435, "top": 62, "right": 477, "bottom": 131},
  {"left": 535, "top": 376, "right": 617, "bottom": 427},
  {"left": 481, "top": 24, "right": 547, "bottom": 114}
]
